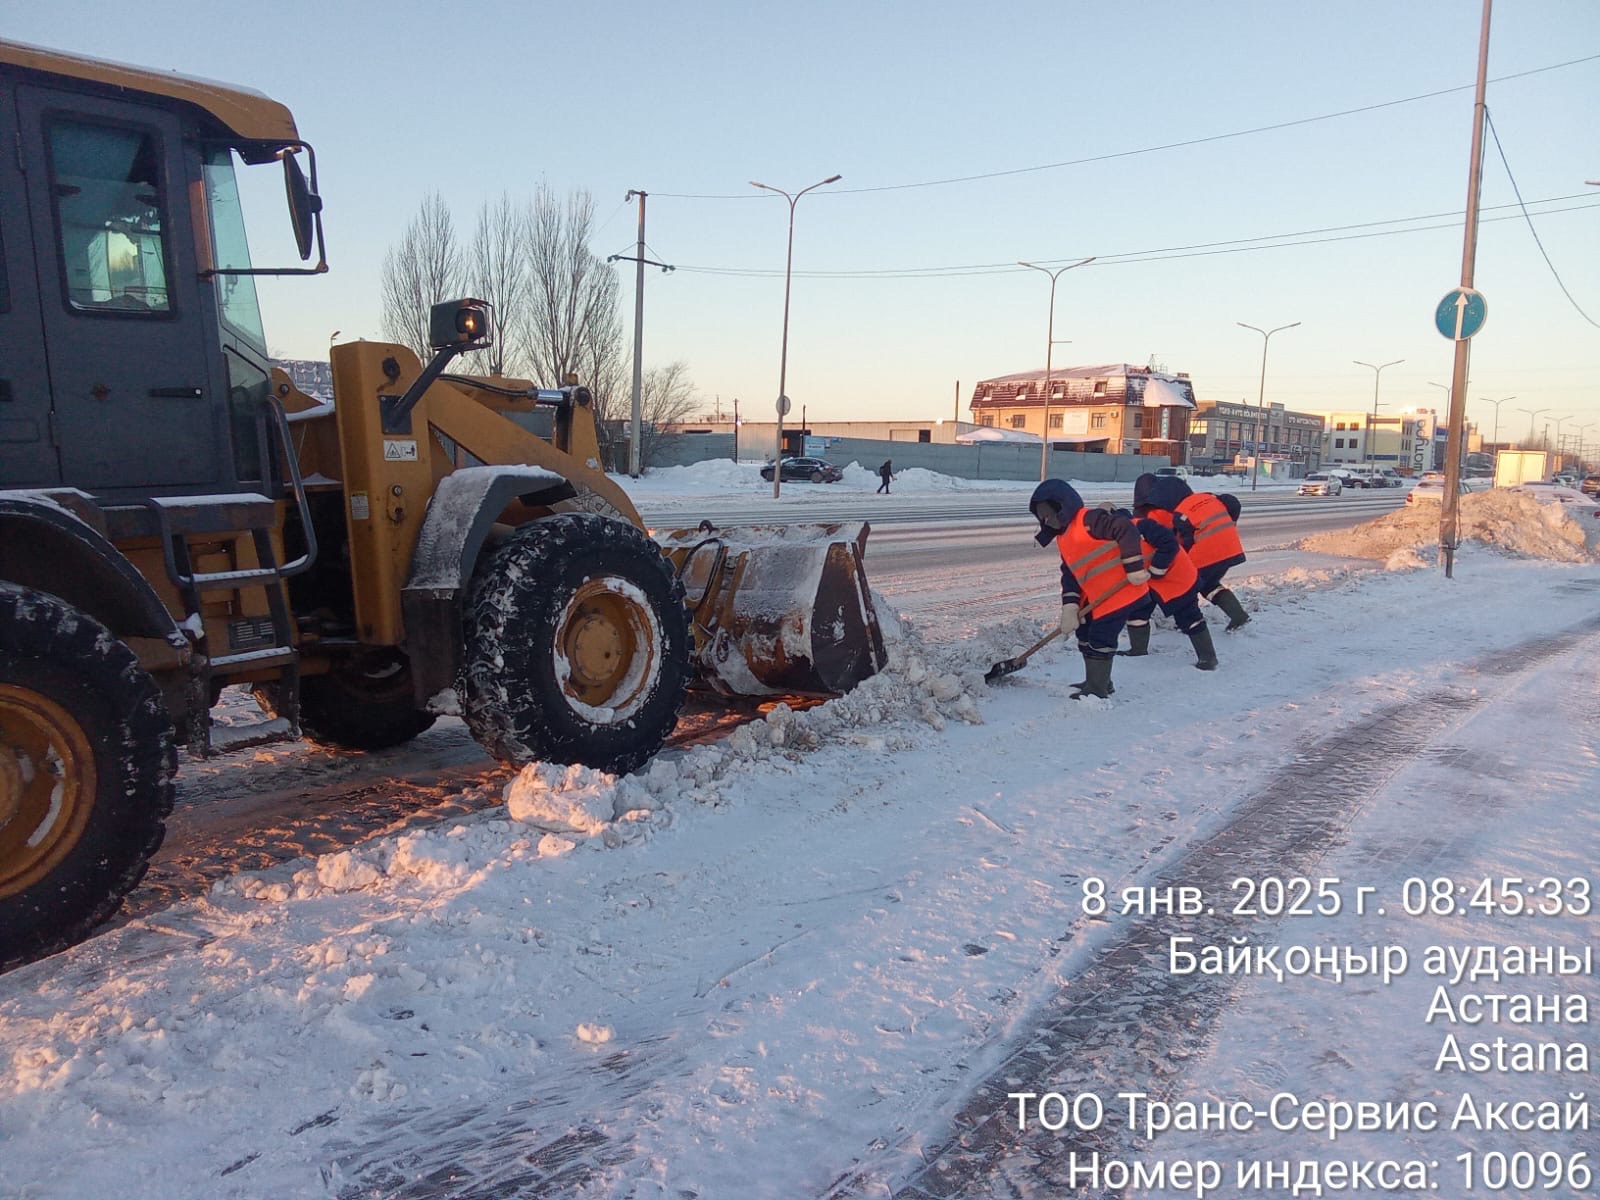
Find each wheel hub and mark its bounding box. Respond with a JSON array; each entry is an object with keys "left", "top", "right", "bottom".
[
  {"left": 558, "top": 580, "right": 657, "bottom": 712},
  {"left": 0, "top": 685, "right": 96, "bottom": 897}
]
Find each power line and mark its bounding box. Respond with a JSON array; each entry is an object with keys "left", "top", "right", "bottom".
[
  {"left": 654, "top": 54, "right": 1600, "bottom": 201},
  {"left": 671, "top": 194, "right": 1600, "bottom": 280},
  {"left": 1484, "top": 108, "right": 1600, "bottom": 329}
]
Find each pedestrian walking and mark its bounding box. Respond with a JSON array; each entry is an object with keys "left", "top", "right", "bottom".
[
  {"left": 877, "top": 460, "right": 893, "bottom": 494},
  {"left": 1029, "top": 479, "right": 1151, "bottom": 699},
  {"left": 1134, "top": 473, "right": 1250, "bottom": 630},
  {"left": 1119, "top": 500, "right": 1219, "bottom": 670}
]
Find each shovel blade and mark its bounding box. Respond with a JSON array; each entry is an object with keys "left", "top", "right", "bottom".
[
  {"left": 984, "top": 657, "right": 1026, "bottom": 683},
  {"left": 658, "top": 521, "right": 888, "bottom": 698}
]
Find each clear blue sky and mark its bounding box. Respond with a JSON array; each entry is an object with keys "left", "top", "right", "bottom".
[{"left": 12, "top": 2, "right": 1599, "bottom": 445}]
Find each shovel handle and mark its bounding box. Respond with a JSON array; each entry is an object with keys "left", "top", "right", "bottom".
[
  {"left": 1013, "top": 627, "right": 1062, "bottom": 664},
  {"left": 984, "top": 627, "right": 1063, "bottom": 681}
]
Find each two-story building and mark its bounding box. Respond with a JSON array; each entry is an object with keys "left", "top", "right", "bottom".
[
  {"left": 968, "top": 364, "right": 1195, "bottom": 462},
  {"left": 1322, "top": 410, "right": 1423, "bottom": 471}
]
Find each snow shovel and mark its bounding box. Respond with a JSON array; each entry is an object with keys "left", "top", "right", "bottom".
[{"left": 984, "top": 628, "right": 1062, "bottom": 683}]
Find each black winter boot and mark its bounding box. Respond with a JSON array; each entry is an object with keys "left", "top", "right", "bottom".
[
  {"left": 1119, "top": 621, "right": 1151, "bottom": 656},
  {"left": 1212, "top": 587, "right": 1251, "bottom": 631},
  {"left": 1187, "top": 624, "right": 1219, "bottom": 670},
  {"left": 1070, "top": 654, "right": 1115, "bottom": 700}
]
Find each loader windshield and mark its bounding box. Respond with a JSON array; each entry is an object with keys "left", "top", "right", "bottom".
[{"left": 202, "top": 147, "right": 267, "bottom": 356}]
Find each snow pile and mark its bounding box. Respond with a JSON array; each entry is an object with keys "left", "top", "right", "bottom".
[
  {"left": 1300, "top": 488, "right": 1600, "bottom": 563},
  {"left": 488, "top": 598, "right": 992, "bottom": 843}
]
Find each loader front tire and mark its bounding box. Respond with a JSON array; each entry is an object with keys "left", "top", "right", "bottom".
[
  {"left": 0, "top": 585, "right": 176, "bottom": 969},
  {"left": 460, "top": 515, "right": 690, "bottom": 776}
]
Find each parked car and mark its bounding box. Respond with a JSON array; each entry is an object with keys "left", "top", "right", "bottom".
[
  {"left": 1154, "top": 465, "right": 1193, "bottom": 480},
  {"left": 1328, "top": 468, "right": 1366, "bottom": 489},
  {"left": 1375, "top": 469, "right": 1405, "bottom": 488},
  {"left": 1297, "top": 472, "right": 1343, "bottom": 497},
  {"left": 1580, "top": 475, "right": 1600, "bottom": 499},
  {"left": 1406, "top": 471, "right": 1470, "bottom": 504},
  {"left": 759, "top": 456, "right": 843, "bottom": 484}
]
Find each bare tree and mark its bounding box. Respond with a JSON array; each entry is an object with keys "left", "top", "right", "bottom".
[
  {"left": 380, "top": 192, "right": 464, "bottom": 362},
  {"left": 637, "top": 361, "right": 701, "bottom": 469},
  {"left": 467, "top": 194, "right": 529, "bottom": 377},
  {"left": 519, "top": 186, "right": 624, "bottom": 386}
]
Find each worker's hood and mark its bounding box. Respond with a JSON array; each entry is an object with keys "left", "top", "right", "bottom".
[
  {"left": 1029, "top": 478, "right": 1084, "bottom": 546},
  {"left": 1141, "top": 474, "right": 1193, "bottom": 512}
]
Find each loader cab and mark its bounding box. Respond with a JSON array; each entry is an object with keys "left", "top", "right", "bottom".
[{"left": 0, "top": 40, "right": 323, "bottom": 502}]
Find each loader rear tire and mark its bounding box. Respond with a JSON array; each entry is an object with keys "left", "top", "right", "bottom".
[
  {"left": 258, "top": 651, "right": 437, "bottom": 751},
  {"left": 0, "top": 585, "right": 176, "bottom": 969},
  {"left": 460, "top": 515, "right": 690, "bottom": 776}
]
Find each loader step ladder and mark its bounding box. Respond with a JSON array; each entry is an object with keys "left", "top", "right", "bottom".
[{"left": 147, "top": 493, "right": 300, "bottom": 757}]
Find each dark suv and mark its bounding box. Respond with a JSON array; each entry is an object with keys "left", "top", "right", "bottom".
[
  {"left": 1581, "top": 475, "right": 1600, "bottom": 499},
  {"left": 760, "top": 456, "right": 844, "bottom": 483}
]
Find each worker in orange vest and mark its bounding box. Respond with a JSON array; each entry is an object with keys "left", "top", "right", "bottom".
[
  {"left": 1134, "top": 473, "right": 1250, "bottom": 631},
  {"left": 1117, "top": 503, "right": 1219, "bottom": 669},
  {"left": 1029, "top": 479, "right": 1151, "bottom": 699}
]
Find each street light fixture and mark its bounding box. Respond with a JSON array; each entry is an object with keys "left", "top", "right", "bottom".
[
  {"left": 1476, "top": 395, "right": 1515, "bottom": 449},
  {"left": 1238, "top": 321, "right": 1301, "bottom": 492},
  {"left": 1353, "top": 358, "right": 1403, "bottom": 470},
  {"left": 750, "top": 173, "right": 842, "bottom": 499},
  {"left": 1018, "top": 257, "right": 1095, "bottom": 480},
  {"left": 1515, "top": 406, "right": 1550, "bottom": 447}
]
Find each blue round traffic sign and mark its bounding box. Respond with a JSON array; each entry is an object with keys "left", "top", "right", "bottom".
[{"left": 1435, "top": 288, "right": 1487, "bottom": 341}]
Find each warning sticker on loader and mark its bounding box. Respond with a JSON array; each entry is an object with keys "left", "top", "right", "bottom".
[
  {"left": 350, "top": 491, "right": 370, "bottom": 521},
  {"left": 384, "top": 439, "right": 419, "bottom": 462}
]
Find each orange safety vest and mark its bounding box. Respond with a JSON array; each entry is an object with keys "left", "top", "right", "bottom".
[
  {"left": 1056, "top": 511, "right": 1150, "bottom": 616},
  {"left": 1142, "top": 536, "right": 1198, "bottom": 603},
  {"left": 1175, "top": 493, "right": 1244, "bottom": 570}
]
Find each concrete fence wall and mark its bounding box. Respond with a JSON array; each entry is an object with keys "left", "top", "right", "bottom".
[{"left": 649, "top": 432, "right": 1171, "bottom": 482}]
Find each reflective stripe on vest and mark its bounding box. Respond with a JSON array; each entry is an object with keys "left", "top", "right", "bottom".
[
  {"left": 1175, "top": 493, "right": 1243, "bottom": 568},
  {"left": 1143, "top": 538, "right": 1198, "bottom": 602},
  {"left": 1057, "top": 511, "right": 1150, "bottom": 614}
]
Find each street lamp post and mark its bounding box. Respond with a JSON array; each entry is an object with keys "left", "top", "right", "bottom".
[
  {"left": 1477, "top": 395, "right": 1514, "bottom": 449},
  {"left": 1515, "top": 406, "right": 1549, "bottom": 447},
  {"left": 1018, "top": 257, "right": 1095, "bottom": 480},
  {"left": 751, "top": 173, "right": 841, "bottom": 499},
  {"left": 1238, "top": 321, "right": 1301, "bottom": 492},
  {"left": 1353, "top": 359, "right": 1403, "bottom": 470}
]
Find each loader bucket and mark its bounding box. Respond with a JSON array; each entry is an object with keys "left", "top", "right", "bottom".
[{"left": 657, "top": 521, "right": 888, "bottom": 698}]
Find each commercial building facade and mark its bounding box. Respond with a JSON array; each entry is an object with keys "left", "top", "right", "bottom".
[{"left": 1188, "top": 400, "right": 1326, "bottom": 472}]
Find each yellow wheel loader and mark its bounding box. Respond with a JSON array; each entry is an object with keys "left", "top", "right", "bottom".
[{"left": 0, "top": 39, "right": 885, "bottom": 968}]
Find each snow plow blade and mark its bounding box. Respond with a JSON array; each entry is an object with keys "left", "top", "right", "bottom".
[{"left": 657, "top": 521, "right": 888, "bottom": 698}]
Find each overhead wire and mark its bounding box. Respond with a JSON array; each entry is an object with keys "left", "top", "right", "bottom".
[
  {"left": 653, "top": 54, "right": 1600, "bottom": 201},
  {"left": 669, "top": 195, "right": 1600, "bottom": 279},
  {"left": 1483, "top": 108, "right": 1600, "bottom": 329}
]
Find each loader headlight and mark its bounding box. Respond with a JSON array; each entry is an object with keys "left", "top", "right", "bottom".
[{"left": 429, "top": 298, "right": 493, "bottom": 350}]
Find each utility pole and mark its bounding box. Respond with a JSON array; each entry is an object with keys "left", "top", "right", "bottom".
[
  {"left": 1439, "top": 0, "right": 1492, "bottom": 577},
  {"left": 954, "top": 380, "right": 960, "bottom": 423},
  {"left": 732, "top": 398, "right": 740, "bottom": 462},
  {"left": 608, "top": 190, "right": 673, "bottom": 478}
]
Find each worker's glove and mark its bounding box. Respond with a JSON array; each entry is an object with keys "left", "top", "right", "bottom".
[
  {"left": 1125, "top": 568, "right": 1152, "bottom": 586},
  {"left": 1059, "top": 604, "right": 1082, "bottom": 637}
]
